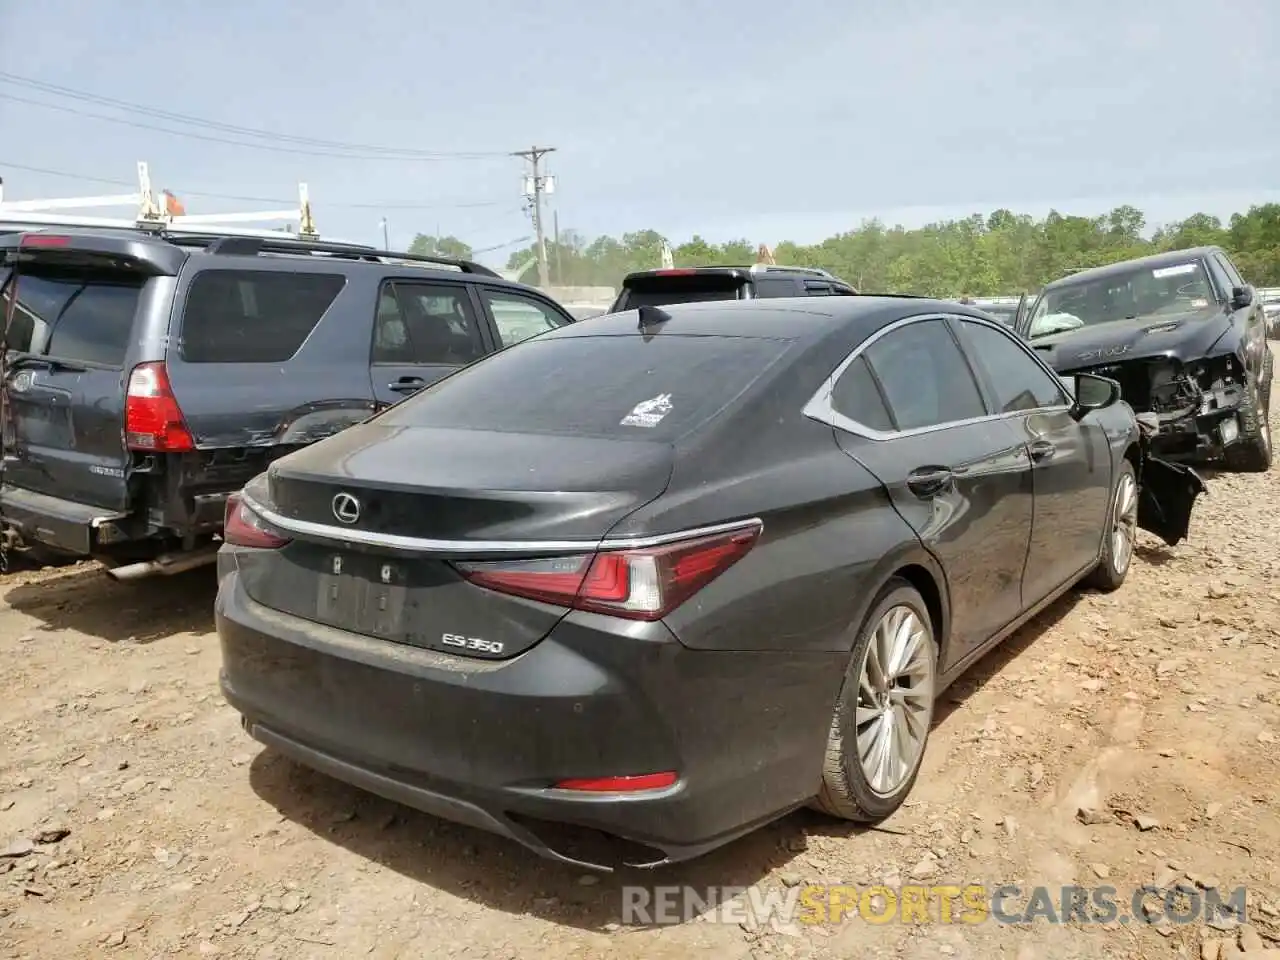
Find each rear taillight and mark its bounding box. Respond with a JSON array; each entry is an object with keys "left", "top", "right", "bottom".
[
  {"left": 453, "top": 524, "right": 761, "bottom": 621},
  {"left": 653, "top": 268, "right": 696, "bottom": 276},
  {"left": 223, "top": 494, "right": 291, "bottom": 549},
  {"left": 125, "top": 362, "right": 195, "bottom": 452}
]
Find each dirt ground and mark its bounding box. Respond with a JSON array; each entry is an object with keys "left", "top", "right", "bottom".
[{"left": 2, "top": 394, "right": 1279, "bottom": 960}]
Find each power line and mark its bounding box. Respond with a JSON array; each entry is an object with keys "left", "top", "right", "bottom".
[
  {"left": 0, "top": 72, "right": 510, "bottom": 160},
  {"left": 0, "top": 91, "right": 508, "bottom": 163},
  {"left": 0, "top": 160, "right": 508, "bottom": 211}
]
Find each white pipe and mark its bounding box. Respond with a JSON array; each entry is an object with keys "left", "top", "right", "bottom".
[
  {"left": 105, "top": 548, "right": 219, "bottom": 582},
  {"left": 0, "top": 194, "right": 141, "bottom": 213}
]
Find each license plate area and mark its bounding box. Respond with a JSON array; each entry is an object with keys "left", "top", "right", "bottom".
[{"left": 316, "top": 552, "right": 408, "bottom": 638}]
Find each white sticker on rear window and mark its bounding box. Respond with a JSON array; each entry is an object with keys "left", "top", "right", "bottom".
[
  {"left": 1152, "top": 264, "right": 1198, "bottom": 278},
  {"left": 620, "top": 393, "right": 673, "bottom": 428}
]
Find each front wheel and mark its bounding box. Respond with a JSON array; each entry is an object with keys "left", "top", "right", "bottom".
[
  {"left": 1087, "top": 459, "right": 1138, "bottom": 592},
  {"left": 812, "top": 580, "right": 938, "bottom": 822},
  {"left": 1223, "top": 373, "right": 1272, "bottom": 473}
]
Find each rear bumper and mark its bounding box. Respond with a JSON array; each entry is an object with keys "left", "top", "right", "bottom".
[
  {"left": 215, "top": 568, "right": 840, "bottom": 870},
  {"left": 0, "top": 485, "right": 129, "bottom": 556}
]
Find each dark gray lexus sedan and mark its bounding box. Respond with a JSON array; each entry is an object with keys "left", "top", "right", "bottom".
[{"left": 215, "top": 296, "right": 1205, "bottom": 871}]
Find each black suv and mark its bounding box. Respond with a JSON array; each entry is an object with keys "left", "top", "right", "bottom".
[
  {"left": 0, "top": 227, "right": 577, "bottom": 576},
  {"left": 608, "top": 264, "right": 857, "bottom": 312},
  {"left": 1014, "top": 246, "right": 1272, "bottom": 471}
]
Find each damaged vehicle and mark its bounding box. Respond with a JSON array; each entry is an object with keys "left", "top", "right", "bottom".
[
  {"left": 0, "top": 227, "right": 576, "bottom": 576},
  {"left": 216, "top": 298, "right": 1204, "bottom": 870},
  {"left": 1014, "top": 247, "right": 1272, "bottom": 471}
]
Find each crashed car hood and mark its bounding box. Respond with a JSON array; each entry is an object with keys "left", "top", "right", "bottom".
[{"left": 1028, "top": 308, "right": 1231, "bottom": 371}]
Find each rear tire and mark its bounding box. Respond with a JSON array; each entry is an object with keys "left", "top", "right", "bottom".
[
  {"left": 1087, "top": 459, "right": 1138, "bottom": 592},
  {"left": 812, "top": 579, "right": 937, "bottom": 822},
  {"left": 1223, "top": 370, "right": 1271, "bottom": 474}
]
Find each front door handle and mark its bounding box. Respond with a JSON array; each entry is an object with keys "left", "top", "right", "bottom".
[
  {"left": 906, "top": 466, "right": 954, "bottom": 499},
  {"left": 389, "top": 376, "right": 426, "bottom": 394},
  {"left": 1029, "top": 439, "right": 1056, "bottom": 462}
]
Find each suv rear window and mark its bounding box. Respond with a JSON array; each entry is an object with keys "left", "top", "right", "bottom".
[
  {"left": 377, "top": 334, "right": 791, "bottom": 441},
  {"left": 2, "top": 264, "right": 144, "bottom": 366},
  {"left": 615, "top": 274, "right": 746, "bottom": 311},
  {"left": 180, "top": 269, "right": 345, "bottom": 363}
]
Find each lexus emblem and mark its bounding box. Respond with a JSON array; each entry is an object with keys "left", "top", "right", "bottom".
[{"left": 331, "top": 492, "right": 361, "bottom": 524}]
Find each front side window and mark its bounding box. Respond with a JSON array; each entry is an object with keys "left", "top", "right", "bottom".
[
  {"left": 862, "top": 319, "right": 986, "bottom": 430},
  {"left": 957, "top": 319, "right": 1068, "bottom": 413},
  {"left": 480, "top": 289, "right": 568, "bottom": 348}
]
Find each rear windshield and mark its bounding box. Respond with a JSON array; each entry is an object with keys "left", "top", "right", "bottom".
[
  {"left": 1, "top": 263, "right": 144, "bottom": 366},
  {"left": 616, "top": 275, "right": 745, "bottom": 310},
  {"left": 179, "top": 269, "right": 345, "bottom": 363},
  {"left": 376, "top": 334, "right": 792, "bottom": 441}
]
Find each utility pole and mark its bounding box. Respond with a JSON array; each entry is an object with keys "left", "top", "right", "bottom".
[
  {"left": 379, "top": 217, "right": 389, "bottom": 249},
  {"left": 553, "top": 210, "right": 562, "bottom": 285},
  {"left": 512, "top": 145, "right": 556, "bottom": 287}
]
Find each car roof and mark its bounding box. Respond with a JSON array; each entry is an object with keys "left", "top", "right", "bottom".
[
  {"left": 0, "top": 225, "right": 537, "bottom": 289},
  {"left": 1043, "top": 247, "right": 1223, "bottom": 290},
  {"left": 541, "top": 295, "right": 981, "bottom": 342}
]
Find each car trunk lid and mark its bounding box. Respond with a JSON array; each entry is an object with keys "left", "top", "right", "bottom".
[{"left": 235, "top": 424, "right": 676, "bottom": 659}]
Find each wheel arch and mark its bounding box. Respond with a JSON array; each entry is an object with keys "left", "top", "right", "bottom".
[{"left": 846, "top": 543, "right": 951, "bottom": 659}]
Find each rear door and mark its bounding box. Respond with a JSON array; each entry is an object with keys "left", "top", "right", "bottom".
[
  {"left": 1, "top": 248, "right": 153, "bottom": 510},
  {"left": 474, "top": 285, "right": 574, "bottom": 349},
  {"left": 823, "top": 316, "right": 1034, "bottom": 667},
  {"left": 369, "top": 278, "right": 494, "bottom": 407}
]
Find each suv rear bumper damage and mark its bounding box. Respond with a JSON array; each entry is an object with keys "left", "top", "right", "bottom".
[
  {"left": 0, "top": 485, "right": 131, "bottom": 556},
  {"left": 1067, "top": 356, "right": 1248, "bottom": 462}
]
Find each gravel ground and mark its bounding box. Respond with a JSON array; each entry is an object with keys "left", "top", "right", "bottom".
[{"left": 2, "top": 384, "right": 1279, "bottom": 960}]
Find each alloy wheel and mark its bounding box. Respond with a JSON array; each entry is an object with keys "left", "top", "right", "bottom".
[
  {"left": 1112, "top": 471, "right": 1138, "bottom": 575},
  {"left": 855, "top": 605, "right": 935, "bottom": 797}
]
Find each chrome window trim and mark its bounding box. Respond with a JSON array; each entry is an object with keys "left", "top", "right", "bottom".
[
  {"left": 803, "top": 311, "right": 1072, "bottom": 441},
  {"left": 239, "top": 491, "right": 763, "bottom": 554}
]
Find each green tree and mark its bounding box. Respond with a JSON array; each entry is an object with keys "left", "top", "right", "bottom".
[
  {"left": 419, "top": 202, "right": 1280, "bottom": 294},
  {"left": 408, "top": 234, "right": 474, "bottom": 261}
]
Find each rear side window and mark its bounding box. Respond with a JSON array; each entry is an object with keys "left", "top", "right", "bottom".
[
  {"left": 2, "top": 266, "right": 143, "bottom": 366},
  {"left": 377, "top": 334, "right": 791, "bottom": 441},
  {"left": 864, "top": 319, "right": 986, "bottom": 430},
  {"left": 180, "top": 269, "right": 344, "bottom": 363}
]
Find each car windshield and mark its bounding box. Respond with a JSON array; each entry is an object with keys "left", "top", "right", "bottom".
[{"left": 1027, "top": 261, "right": 1216, "bottom": 339}]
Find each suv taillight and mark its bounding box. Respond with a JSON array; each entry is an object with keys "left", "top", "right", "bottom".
[{"left": 125, "top": 362, "right": 195, "bottom": 452}]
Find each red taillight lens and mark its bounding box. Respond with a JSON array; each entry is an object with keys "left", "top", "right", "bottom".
[
  {"left": 19, "top": 234, "right": 71, "bottom": 248},
  {"left": 223, "top": 494, "right": 291, "bottom": 549},
  {"left": 555, "top": 772, "right": 678, "bottom": 793},
  {"left": 125, "top": 362, "right": 195, "bottom": 452},
  {"left": 453, "top": 524, "right": 761, "bottom": 621},
  {"left": 653, "top": 268, "right": 696, "bottom": 276}
]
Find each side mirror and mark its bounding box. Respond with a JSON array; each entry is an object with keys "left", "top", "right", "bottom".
[
  {"left": 1231, "top": 285, "right": 1253, "bottom": 310},
  {"left": 1069, "top": 372, "right": 1121, "bottom": 421}
]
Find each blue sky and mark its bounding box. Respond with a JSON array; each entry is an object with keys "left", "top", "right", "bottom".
[{"left": 2, "top": 0, "right": 1278, "bottom": 265}]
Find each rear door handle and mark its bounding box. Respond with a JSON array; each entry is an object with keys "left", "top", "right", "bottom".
[
  {"left": 906, "top": 467, "right": 954, "bottom": 499},
  {"left": 389, "top": 376, "right": 426, "bottom": 394},
  {"left": 1029, "top": 440, "right": 1056, "bottom": 462}
]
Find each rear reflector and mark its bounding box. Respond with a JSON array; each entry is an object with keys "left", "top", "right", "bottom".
[
  {"left": 453, "top": 523, "right": 762, "bottom": 621},
  {"left": 223, "top": 494, "right": 291, "bottom": 549},
  {"left": 125, "top": 362, "right": 196, "bottom": 452},
  {"left": 19, "top": 234, "right": 71, "bottom": 248},
  {"left": 555, "top": 772, "right": 677, "bottom": 792}
]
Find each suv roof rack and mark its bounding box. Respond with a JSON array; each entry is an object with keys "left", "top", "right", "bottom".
[{"left": 201, "top": 234, "right": 500, "bottom": 276}]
